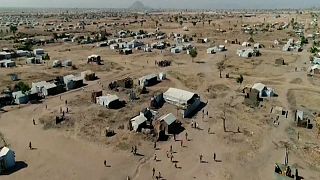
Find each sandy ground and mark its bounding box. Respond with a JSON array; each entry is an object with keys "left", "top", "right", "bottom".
[{"left": 1, "top": 12, "right": 320, "bottom": 180}]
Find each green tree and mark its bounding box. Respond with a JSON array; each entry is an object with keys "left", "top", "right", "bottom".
[
  {"left": 14, "top": 81, "right": 30, "bottom": 93},
  {"left": 179, "top": 21, "right": 183, "bottom": 27},
  {"left": 43, "top": 54, "right": 50, "bottom": 60},
  {"left": 9, "top": 25, "right": 18, "bottom": 35},
  {"left": 310, "top": 46, "right": 319, "bottom": 54},
  {"left": 300, "top": 36, "right": 308, "bottom": 46},
  {"left": 192, "top": 21, "right": 197, "bottom": 27},
  {"left": 174, "top": 16, "right": 178, "bottom": 22},
  {"left": 189, "top": 48, "right": 198, "bottom": 63}
]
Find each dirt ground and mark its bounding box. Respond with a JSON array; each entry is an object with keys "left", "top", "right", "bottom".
[{"left": 0, "top": 10, "right": 320, "bottom": 180}]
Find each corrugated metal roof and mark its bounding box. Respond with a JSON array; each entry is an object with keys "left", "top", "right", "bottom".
[
  {"left": 131, "top": 113, "right": 147, "bottom": 131},
  {"left": 159, "top": 113, "right": 176, "bottom": 125},
  {"left": 252, "top": 83, "right": 266, "bottom": 92},
  {"left": 163, "top": 88, "right": 196, "bottom": 105}
]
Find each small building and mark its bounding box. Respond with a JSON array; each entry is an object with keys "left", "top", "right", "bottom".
[
  {"left": 33, "top": 49, "right": 45, "bottom": 56},
  {"left": 254, "top": 43, "right": 264, "bottom": 49},
  {"left": 307, "top": 64, "right": 320, "bottom": 76},
  {"left": 138, "top": 74, "right": 158, "bottom": 87},
  {"left": 207, "top": 47, "right": 216, "bottom": 54},
  {"left": 31, "top": 81, "right": 60, "bottom": 97},
  {"left": 119, "top": 48, "right": 132, "bottom": 55},
  {"left": 96, "top": 94, "right": 120, "bottom": 109},
  {"left": 130, "top": 112, "right": 148, "bottom": 132},
  {"left": 0, "top": 60, "right": 15, "bottom": 68},
  {"left": 312, "top": 57, "right": 320, "bottom": 65},
  {"left": 295, "top": 110, "right": 312, "bottom": 128},
  {"left": 242, "top": 42, "right": 251, "bottom": 47},
  {"left": 81, "top": 70, "right": 96, "bottom": 81},
  {"left": 87, "top": 55, "right": 102, "bottom": 65},
  {"left": 52, "top": 60, "right": 62, "bottom": 67},
  {"left": 275, "top": 58, "right": 285, "bottom": 65},
  {"left": 12, "top": 91, "right": 29, "bottom": 104},
  {"left": 62, "top": 60, "right": 72, "bottom": 67},
  {"left": 171, "top": 47, "right": 182, "bottom": 54},
  {"left": 0, "top": 52, "right": 12, "bottom": 60},
  {"left": 252, "top": 83, "right": 274, "bottom": 98},
  {"left": 91, "top": 91, "right": 102, "bottom": 103},
  {"left": 159, "top": 72, "right": 166, "bottom": 80},
  {"left": 110, "top": 44, "right": 119, "bottom": 50},
  {"left": 0, "top": 147, "right": 16, "bottom": 174},
  {"left": 63, "top": 75, "right": 84, "bottom": 90},
  {"left": 16, "top": 50, "right": 30, "bottom": 57},
  {"left": 27, "top": 57, "right": 43, "bottom": 64},
  {"left": 237, "top": 48, "right": 260, "bottom": 58},
  {"left": 158, "top": 113, "right": 177, "bottom": 134},
  {"left": 163, "top": 88, "right": 201, "bottom": 118}
]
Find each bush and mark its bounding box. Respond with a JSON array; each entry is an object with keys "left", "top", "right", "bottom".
[{"left": 14, "top": 81, "right": 30, "bottom": 93}]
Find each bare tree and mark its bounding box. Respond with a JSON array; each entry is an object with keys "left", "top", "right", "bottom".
[{"left": 217, "top": 61, "right": 225, "bottom": 78}]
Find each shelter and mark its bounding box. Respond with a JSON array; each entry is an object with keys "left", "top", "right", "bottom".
[
  {"left": 27, "top": 57, "right": 43, "bottom": 64},
  {"left": 207, "top": 47, "right": 216, "bottom": 54},
  {"left": 81, "top": 70, "right": 96, "bottom": 81},
  {"left": 313, "top": 57, "right": 320, "bottom": 65},
  {"left": 0, "top": 147, "right": 15, "bottom": 174},
  {"left": 138, "top": 74, "right": 158, "bottom": 87},
  {"left": 33, "top": 49, "right": 45, "bottom": 56},
  {"left": 52, "top": 60, "right": 62, "bottom": 67},
  {"left": 62, "top": 60, "right": 72, "bottom": 67},
  {"left": 308, "top": 65, "right": 320, "bottom": 76},
  {"left": 31, "top": 81, "right": 61, "bottom": 96},
  {"left": 163, "top": 88, "right": 201, "bottom": 118},
  {"left": 252, "top": 83, "right": 274, "bottom": 98},
  {"left": 275, "top": 58, "right": 285, "bottom": 65},
  {"left": 87, "top": 55, "right": 102, "bottom": 65},
  {"left": 119, "top": 48, "right": 132, "bottom": 55},
  {"left": 63, "top": 75, "right": 84, "bottom": 90},
  {"left": 12, "top": 91, "right": 29, "bottom": 104},
  {"left": 96, "top": 94, "right": 120, "bottom": 109},
  {"left": 130, "top": 113, "right": 148, "bottom": 132},
  {"left": 295, "top": 110, "right": 312, "bottom": 128},
  {"left": 157, "top": 113, "right": 177, "bottom": 134},
  {"left": 0, "top": 60, "right": 15, "bottom": 68}
]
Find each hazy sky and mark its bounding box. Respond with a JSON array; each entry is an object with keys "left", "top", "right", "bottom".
[{"left": 0, "top": 0, "right": 319, "bottom": 9}]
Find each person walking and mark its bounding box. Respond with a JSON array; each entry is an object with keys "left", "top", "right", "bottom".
[
  {"left": 185, "top": 132, "right": 188, "bottom": 141},
  {"left": 134, "top": 145, "right": 137, "bottom": 155},
  {"left": 29, "top": 141, "right": 32, "bottom": 150},
  {"left": 104, "top": 160, "right": 107, "bottom": 167},
  {"left": 33, "top": 118, "right": 36, "bottom": 125},
  {"left": 214, "top": 153, "right": 216, "bottom": 161},
  {"left": 152, "top": 168, "right": 155, "bottom": 177},
  {"left": 154, "top": 154, "right": 157, "bottom": 161},
  {"left": 180, "top": 140, "right": 183, "bottom": 147},
  {"left": 154, "top": 141, "right": 157, "bottom": 149},
  {"left": 166, "top": 151, "right": 169, "bottom": 158},
  {"left": 170, "top": 145, "right": 173, "bottom": 152},
  {"left": 170, "top": 155, "right": 174, "bottom": 162},
  {"left": 200, "top": 154, "right": 203, "bottom": 163}
]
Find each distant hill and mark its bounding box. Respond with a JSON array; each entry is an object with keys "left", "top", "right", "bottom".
[{"left": 128, "top": 1, "right": 151, "bottom": 10}]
